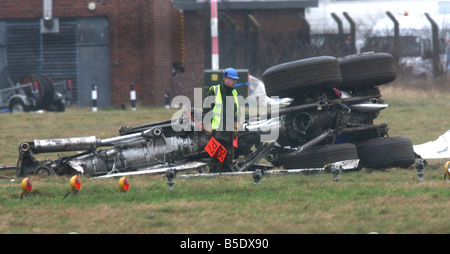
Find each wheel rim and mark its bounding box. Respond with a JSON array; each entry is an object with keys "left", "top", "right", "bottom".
[{"left": 11, "top": 103, "right": 24, "bottom": 113}]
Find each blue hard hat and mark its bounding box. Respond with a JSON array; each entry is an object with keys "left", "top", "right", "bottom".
[{"left": 222, "top": 67, "right": 239, "bottom": 80}]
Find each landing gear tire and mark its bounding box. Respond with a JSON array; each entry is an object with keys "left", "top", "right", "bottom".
[
  {"left": 277, "top": 143, "right": 359, "bottom": 169},
  {"left": 356, "top": 136, "right": 415, "bottom": 169},
  {"left": 338, "top": 52, "right": 396, "bottom": 90},
  {"left": 263, "top": 56, "right": 343, "bottom": 98}
]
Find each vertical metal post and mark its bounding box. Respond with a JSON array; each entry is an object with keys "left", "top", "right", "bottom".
[
  {"left": 386, "top": 11, "right": 400, "bottom": 69},
  {"left": 43, "top": 0, "right": 53, "bottom": 28},
  {"left": 91, "top": 84, "right": 98, "bottom": 112},
  {"left": 343, "top": 12, "right": 356, "bottom": 54},
  {"left": 130, "top": 83, "right": 136, "bottom": 111},
  {"left": 247, "top": 14, "right": 261, "bottom": 74},
  {"left": 331, "top": 13, "right": 343, "bottom": 36},
  {"left": 331, "top": 13, "right": 344, "bottom": 55},
  {"left": 224, "top": 14, "right": 238, "bottom": 67},
  {"left": 298, "top": 12, "right": 311, "bottom": 47},
  {"left": 424, "top": 13, "right": 441, "bottom": 77},
  {"left": 164, "top": 92, "right": 171, "bottom": 109},
  {"left": 210, "top": 0, "right": 219, "bottom": 70}
]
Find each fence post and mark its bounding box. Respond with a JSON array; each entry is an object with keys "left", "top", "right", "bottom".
[
  {"left": 331, "top": 13, "right": 345, "bottom": 55},
  {"left": 164, "top": 92, "right": 170, "bottom": 109},
  {"left": 343, "top": 12, "right": 356, "bottom": 54},
  {"left": 424, "top": 13, "right": 441, "bottom": 77},
  {"left": 386, "top": 11, "right": 400, "bottom": 70}
]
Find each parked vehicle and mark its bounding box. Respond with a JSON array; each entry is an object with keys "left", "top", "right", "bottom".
[
  {"left": 0, "top": 67, "right": 71, "bottom": 113},
  {"left": 15, "top": 52, "right": 417, "bottom": 178}
]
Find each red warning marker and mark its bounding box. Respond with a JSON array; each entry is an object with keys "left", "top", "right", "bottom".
[
  {"left": 119, "top": 176, "right": 130, "bottom": 193},
  {"left": 21, "top": 177, "right": 32, "bottom": 200},
  {"left": 64, "top": 175, "right": 82, "bottom": 200}
]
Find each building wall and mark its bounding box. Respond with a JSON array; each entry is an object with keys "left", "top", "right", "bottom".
[
  {"left": 146, "top": 0, "right": 173, "bottom": 106},
  {"left": 0, "top": 0, "right": 173, "bottom": 107}
]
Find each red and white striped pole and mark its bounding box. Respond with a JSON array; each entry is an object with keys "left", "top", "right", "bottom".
[
  {"left": 130, "top": 83, "right": 136, "bottom": 111},
  {"left": 210, "top": 0, "right": 219, "bottom": 70}
]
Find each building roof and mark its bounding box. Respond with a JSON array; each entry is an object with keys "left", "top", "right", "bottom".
[{"left": 173, "top": 0, "right": 318, "bottom": 11}]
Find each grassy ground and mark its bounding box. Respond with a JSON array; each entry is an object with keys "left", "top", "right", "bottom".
[
  {"left": 1, "top": 77, "right": 450, "bottom": 234},
  {"left": 1, "top": 162, "right": 450, "bottom": 234},
  {"left": 376, "top": 77, "right": 450, "bottom": 144}
]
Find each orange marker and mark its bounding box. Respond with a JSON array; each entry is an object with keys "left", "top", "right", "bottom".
[
  {"left": 64, "top": 175, "right": 82, "bottom": 199},
  {"left": 119, "top": 176, "right": 130, "bottom": 193},
  {"left": 21, "top": 177, "right": 32, "bottom": 200}
]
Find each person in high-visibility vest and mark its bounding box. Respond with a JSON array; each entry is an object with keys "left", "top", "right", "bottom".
[{"left": 203, "top": 67, "right": 240, "bottom": 172}]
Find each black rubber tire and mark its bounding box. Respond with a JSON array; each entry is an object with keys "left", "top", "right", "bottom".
[
  {"left": 278, "top": 143, "right": 358, "bottom": 169},
  {"left": 338, "top": 52, "right": 396, "bottom": 90},
  {"left": 33, "top": 74, "right": 55, "bottom": 110},
  {"left": 19, "top": 74, "right": 55, "bottom": 110},
  {"left": 262, "top": 56, "right": 343, "bottom": 98},
  {"left": 9, "top": 99, "right": 26, "bottom": 113},
  {"left": 34, "top": 166, "right": 56, "bottom": 176},
  {"left": 356, "top": 136, "right": 415, "bottom": 169}
]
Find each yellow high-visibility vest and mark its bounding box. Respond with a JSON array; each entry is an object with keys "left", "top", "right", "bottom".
[{"left": 210, "top": 85, "right": 239, "bottom": 130}]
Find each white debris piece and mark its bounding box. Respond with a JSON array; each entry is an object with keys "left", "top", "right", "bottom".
[{"left": 413, "top": 130, "right": 450, "bottom": 159}]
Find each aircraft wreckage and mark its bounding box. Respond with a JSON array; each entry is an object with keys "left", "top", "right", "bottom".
[{"left": 15, "top": 53, "right": 419, "bottom": 180}]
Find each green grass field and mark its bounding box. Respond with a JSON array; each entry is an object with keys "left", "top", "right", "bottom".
[{"left": 1, "top": 78, "right": 450, "bottom": 234}]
